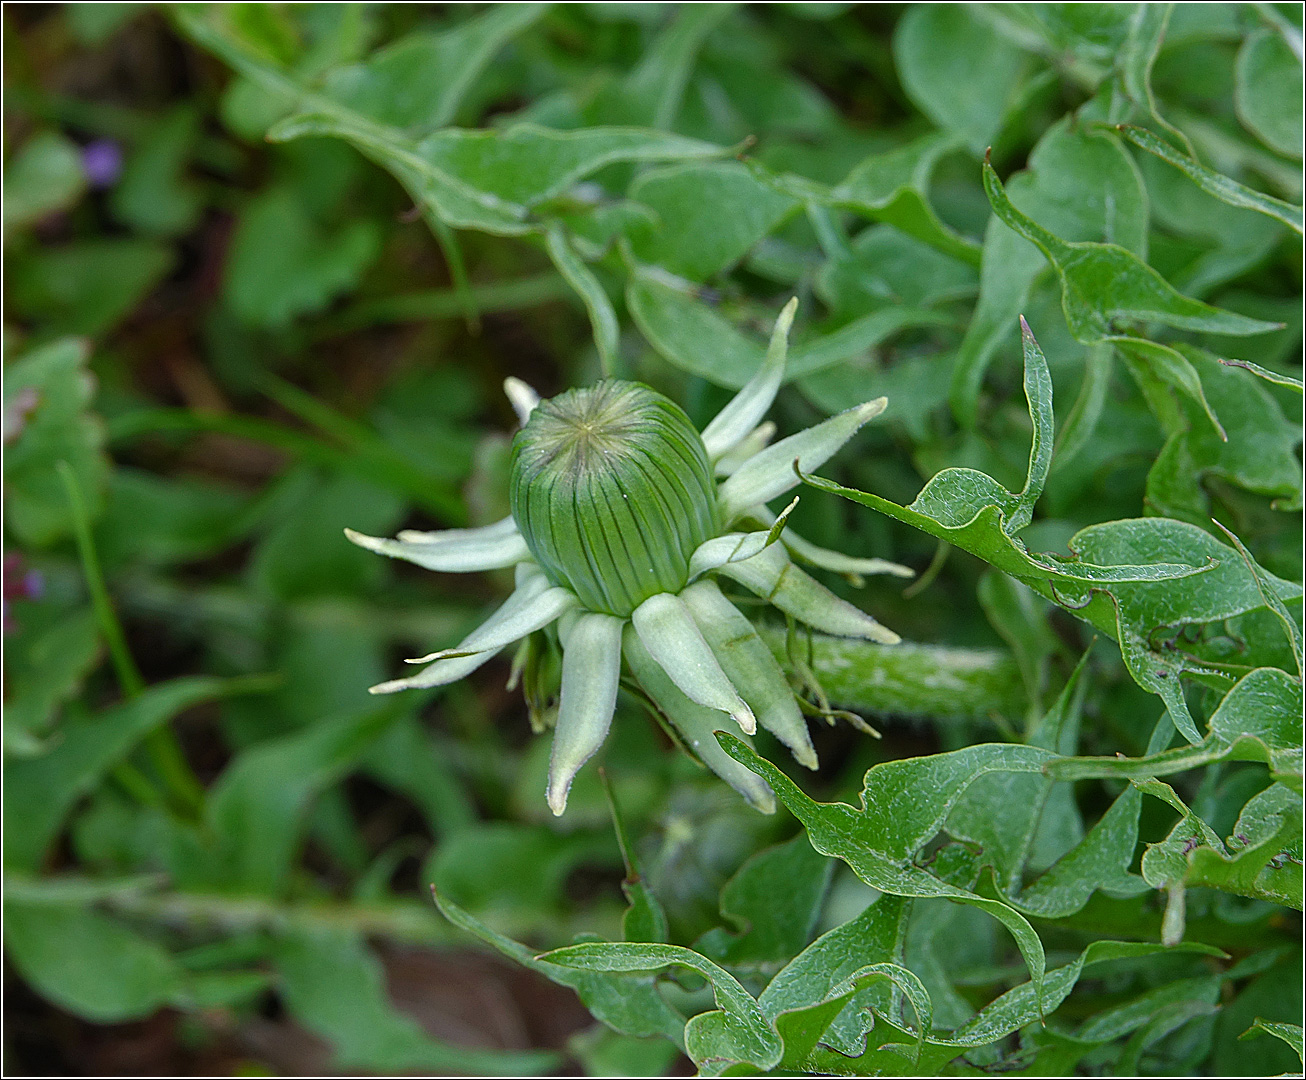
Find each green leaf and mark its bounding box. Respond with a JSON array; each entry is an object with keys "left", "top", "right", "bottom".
[
  {"left": 951, "top": 121, "right": 1149, "bottom": 425},
  {"left": 3, "top": 897, "right": 181, "bottom": 1023},
  {"left": 802, "top": 459, "right": 1211, "bottom": 587},
  {"left": 1145, "top": 346, "right": 1304, "bottom": 517},
  {"left": 3, "top": 131, "right": 87, "bottom": 230},
  {"left": 1048, "top": 666, "right": 1304, "bottom": 791},
  {"left": 250, "top": 468, "right": 405, "bottom": 602},
  {"left": 951, "top": 940, "right": 1221, "bottom": 1046},
  {"left": 1072, "top": 969, "right": 1223, "bottom": 1046},
  {"left": 987, "top": 4, "right": 1135, "bottom": 75},
  {"left": 1069, "top": 522, "right": 1301, "bottom": 742},
  {"left": 1119, "top": 124, "right": 1302, "bottom": 234},
  {"left": 806, "top": 320, "right": 1302, "bottom": 743},
  {"left": 3, "top": 676, "right": 257, "bottom": 871},
  {"left": 544, "top": 223, "right": 620, "bottom": 375},
  {"left": 758, "top": 892, "right": 908, "bottom": 1026},
  {"left": 1212, "top": 520, "right": 1304, "bottom": 678},
  {"left": 627, "top": 272, "right": 949, "bottom": 389},
  {"left": 796, "top": 937, "right": 1224, "bottom": 1075},
  {"left": 892, "top": 5, "right": 1030, "bottom": 154},
  {"left": 539, "top": 940, "right": 783, "bottom": 1071},
  {"left": 828, "top": 131, "right": 981, "bottom": 265},
  {"left": 96, "top": 468, "right": 253, "bottom": 569},
  {"left": 176, "top": 8, "right": 726, "bottom": 236},
  {"left": 981, "top": 157, "right": 1282, "bottom": 342},
  {"left": 627, "top": 161, "right": 800, "bottom": 280},
  {"left": 977, "top": 570, "right": 1056, "bottom": 718},
  {"left": 9, "top": 239, "right": 173, "bottom": 339},
  {"left": 616, "top": 3, "right": 737, "bottom": 128},
  {"left": 1015, "top": 786, "right": 1149, "bottom": 916},
  {"left": 696, "top": 835, "right": 833, "bottom": 979},
  {"left": 1188, "top": 783, "right": 1303, "bottom": 909},
  {"left": 363, "top": 714, "right": 476, "bottom": 841},
  {"left": 428, "top": 822, "right": 614, "bottom": 932},
  {"left": 274, "top": 923, "right": 559, "bottom": 1074},
  {"left": 433, "top": 890, "right": 686, "bottom": 1044},
  {"left": 778, "top": 961, "right": 934, "bottom": 1070},
  {"left": 224, "top": 184, "right": 381, "bottom": 328},
  {"left": 766, "top": 903, "right": 915, "bottom": 1066},
  {"left": 289, "top": 117, "right": 723, "bottom": 237},
  {"left": 1010, "top": 317, "right": 1054, "bottom": 532},
  {"left": 1240, "top": 1018, "right": 1306, "bottom": 1068},
  {"left": 568, "top": 1026, "right": 682, "bottom": 1079},
  {"left": 110, "top": 106, "right": 204, "bottom": 236},
  {"left": 1115, "top": 336, "right": 1228, "bottom": 440},
  {"left": 944, "top": 655, "right": 1097, "bottom": 905},
  {"left": 816, "top": 222, "right": 978, "bottom": 315},
  {"left": 320, "top": 3, "right": 548, "bottom": 131},
  {"left": 2, "top": 606, "right": 99, "bottom": 753},
  {"left": 1236, "top": 27, "right": 1303, "bottom": 159},
  {"left": 3, "top": 338, "right": 109, "bottom": 546},
  {"left": 202, "top": 701, "right": 403, "bottom": 896},
  {"left": 716, "top": 733, "right": 1051, "bottom": 1000},
  {"left": 1114, "top": 4, "right": 1195, "bottom": 156},
  {"left": 411, "top": 123, "right": 727, "bottom": 220},
  {"left": 1218, "top": 356, "right": 1305, "bottom": 392}
]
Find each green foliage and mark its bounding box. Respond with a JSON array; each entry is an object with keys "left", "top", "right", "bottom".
[
  {"left": 4, "top": 339, "right": 109, "bottom": 545},
  {"left": 3, "top": 131, "right": 87, "bottom": 231},
  {"left": 4, "top": 3, "right": 1300, "bottom": 1076}
]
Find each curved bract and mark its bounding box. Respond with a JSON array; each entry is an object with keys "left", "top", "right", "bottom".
[{"left": 347, "top": 298, "right": 901, "bottom": 814}]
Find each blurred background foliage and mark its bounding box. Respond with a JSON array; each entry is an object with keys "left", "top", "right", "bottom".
[{"left": 2, "top": 2, "right": 1302, "bottom": 1076}]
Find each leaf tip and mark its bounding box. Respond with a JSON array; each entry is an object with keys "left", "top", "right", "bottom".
[{"left": 714, "top": 728, "right": 748, "bottom": 761}]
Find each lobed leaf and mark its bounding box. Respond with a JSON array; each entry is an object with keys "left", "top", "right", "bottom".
[
  {"left": 715, "top": 733, "right": 1051, "bottom": 1002},
  {"left": 433, "top": 889, "right": 687, "bottom": 1045},
  {"left": 539, "top": 940, "right": 784, "bottom": 1071},
  {"left": 982, "top": 157, "right": 1282, "bottom": 342},
  {"left": 1119, "top": 124, "right": 1302, "bottom": 234}
]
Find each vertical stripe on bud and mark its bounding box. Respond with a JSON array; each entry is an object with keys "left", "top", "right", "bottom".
[{"left": 510, "top": 380, "right": 720, "bottom": 616}]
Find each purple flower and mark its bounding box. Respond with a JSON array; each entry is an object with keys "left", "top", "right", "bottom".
[
  {"left": 3, "top": 553, "right": 44, "bottom": 635},
  {"left": 81, "top": 139, "right": 123, "bottom": 189}
]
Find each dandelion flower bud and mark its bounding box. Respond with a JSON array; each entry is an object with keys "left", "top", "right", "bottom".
[{"left": 509, "top": 380, "right": 721, "bottom": 616}]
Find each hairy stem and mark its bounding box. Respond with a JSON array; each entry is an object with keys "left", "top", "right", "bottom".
[{"left": 760, "top": 627, "right": 1025, "bottom": 724}]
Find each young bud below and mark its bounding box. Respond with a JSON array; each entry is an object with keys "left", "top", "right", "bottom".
[{"left": 509, "top": 380, "right": 721, "bottom": 617}]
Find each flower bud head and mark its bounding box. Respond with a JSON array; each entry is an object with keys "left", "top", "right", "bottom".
[{"left": 509, "top": 380, "right": 720, "bottom": 616}]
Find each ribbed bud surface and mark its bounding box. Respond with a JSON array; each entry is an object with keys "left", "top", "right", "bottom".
[{"left": 509, "top": 380, "right": 721, "bottom": 617}]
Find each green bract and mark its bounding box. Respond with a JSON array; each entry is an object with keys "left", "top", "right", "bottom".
[{"left": 348, "top": 299, "right": 906, "bottom": 815}]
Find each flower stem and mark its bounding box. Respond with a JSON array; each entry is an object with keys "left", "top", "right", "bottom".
[
  {"left": 59, "top": 461, "right": 205, "bottom": 815},
  {"left": 760, "top": 626, "right": 1025, "bottom": 725}
]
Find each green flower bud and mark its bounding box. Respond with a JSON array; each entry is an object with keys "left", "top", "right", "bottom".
[{"left": 509, "top": 380, "right": 721, "bottom": 617}]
